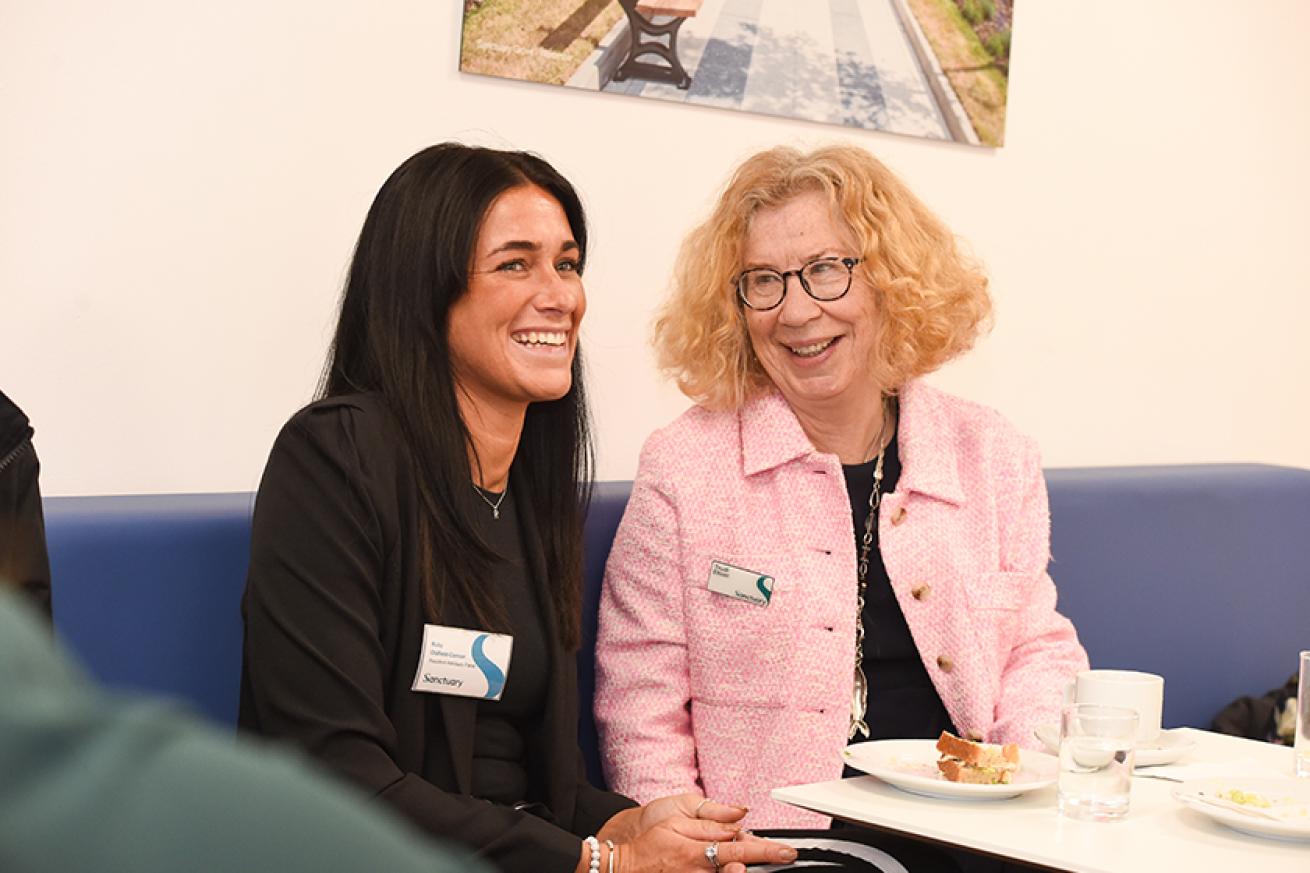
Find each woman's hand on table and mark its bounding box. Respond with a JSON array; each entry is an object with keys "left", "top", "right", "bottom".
[
  {"left": 640, "top": 794, "right": 749, "bottom": 831},
  {"left": 615, "top": 817, "right": 796, "bottom": 873},
  {"left": 598, "top": 793, "right": 745, "bottom": 843},
  {"left": 594, "top": 795, "right": 795, "bottom": 873}
]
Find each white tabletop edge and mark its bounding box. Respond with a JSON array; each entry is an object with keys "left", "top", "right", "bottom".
[
  {"left": 770, "top": 779, "right": 1088, "bottom": 872},
  {"left": 770, "top": 729, "right": 1308, "bottom": 873}
]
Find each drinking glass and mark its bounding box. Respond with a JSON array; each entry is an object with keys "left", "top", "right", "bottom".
[
  {"left": 1296, "top": 650, "right": 1310, "bottom": 778},
  {"left": 1057, "top": 703, "right": 1137, "bottom": 821}
]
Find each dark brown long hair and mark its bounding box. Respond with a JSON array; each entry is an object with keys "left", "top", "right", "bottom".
[{"left": 321, "top": 143, "right": 591, "bottom": 649}]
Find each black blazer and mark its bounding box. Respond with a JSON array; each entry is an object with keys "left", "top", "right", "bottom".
[{"left": 239, "top": 395, "right": 633, "bottom": 873}]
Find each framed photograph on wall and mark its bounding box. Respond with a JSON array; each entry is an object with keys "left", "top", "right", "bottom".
[{"left": 459, "top": 0, "right": 1015, "bottom": 146}]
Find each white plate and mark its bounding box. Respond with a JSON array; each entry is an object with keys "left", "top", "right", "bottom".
[
  {"left": 843, "top": 739, "right": 1059, "bottom": 800},
  {"left": 1033, "top": 724, "right": 1197, "bottom": 767},
  {"left": 1172, "top": 777, "right": 1310, "bottom": 842}
]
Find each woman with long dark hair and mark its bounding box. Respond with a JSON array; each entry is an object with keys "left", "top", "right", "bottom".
[{"left": 239, "top": 144, "right": 793, "bottom": 873}]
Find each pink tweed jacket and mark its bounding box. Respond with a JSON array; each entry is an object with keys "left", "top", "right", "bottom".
[{"left": 594, "top": 380, "right": 1088, "bottom": 828}]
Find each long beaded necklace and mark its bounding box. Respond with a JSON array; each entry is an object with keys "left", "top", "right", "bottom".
[{"left": 850, "top": 397, "right": 894, "bottom": 741}]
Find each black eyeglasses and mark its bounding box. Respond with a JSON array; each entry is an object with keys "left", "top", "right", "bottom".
[{"left": 734, "top": 256, "right": 862, "bottom": 311}]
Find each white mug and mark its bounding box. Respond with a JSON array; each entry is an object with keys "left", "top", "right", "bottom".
[{"left": 1066, "top": 670, "right": 1164, "bottom": 744}]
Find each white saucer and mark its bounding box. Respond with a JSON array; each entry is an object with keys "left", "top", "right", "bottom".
[
  {"left": 1033, "top": 724, "right": 1197, "bottom": 767},
  {"left": 843, "top": 739, "right": 1058, "bottom": 800}
]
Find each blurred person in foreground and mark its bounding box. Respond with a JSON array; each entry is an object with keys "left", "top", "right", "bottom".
[
  {"left": 0, "top": 588, "right": 485, "bottom": 873},
  {"left": 595, "top": 145, "right": 1088, "bottom": 866}
]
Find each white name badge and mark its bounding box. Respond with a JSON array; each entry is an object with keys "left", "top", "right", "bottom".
[
  {"left": 706, "top": 560, "right": 774, "bottom": 607},
  {"left": 411, "top": 624, "right": 514, "bottom": 700}
]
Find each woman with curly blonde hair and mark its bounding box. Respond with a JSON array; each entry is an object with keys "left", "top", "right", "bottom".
[{"left": 594, "top": 145, "right": 1088, "bottom": 856}]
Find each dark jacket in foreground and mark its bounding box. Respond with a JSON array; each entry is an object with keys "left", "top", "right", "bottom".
[
  {"left": 0, "top": 390, "right": 52, "bottom": 617},
  {"left": 239, "top": 394, "right": 633, "bottom": 873}
]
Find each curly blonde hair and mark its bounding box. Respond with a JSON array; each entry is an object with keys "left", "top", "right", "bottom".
[{"left": 653, "top": 145, "right": 992, "bottom": 410}]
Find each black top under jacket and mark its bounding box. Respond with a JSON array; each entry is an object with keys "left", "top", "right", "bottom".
[
  {"left": 238, "top": 394, "right": 634, "bottom": 873},
  {"left": 842, "top": 429, "right": 957, "bottom": 741},
  {"left": 467, "top": 484, "right": 552, "bottom": 806}
]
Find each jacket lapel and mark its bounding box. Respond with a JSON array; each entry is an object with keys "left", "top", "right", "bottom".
[
  {"left": 739, "top": 390, "right": 819, "bottom": 476},
  {"left": 895, "top": 381, "right": 966, "bottom": 506}
]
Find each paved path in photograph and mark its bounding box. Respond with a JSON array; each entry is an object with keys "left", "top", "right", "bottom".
[{"left": 602, "top": 0, "right": 950, "bottom": 140}]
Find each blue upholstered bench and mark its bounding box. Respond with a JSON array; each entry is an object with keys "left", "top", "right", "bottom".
[{"left": 45, "top": 465, "right": 1310, "bottom": 788}]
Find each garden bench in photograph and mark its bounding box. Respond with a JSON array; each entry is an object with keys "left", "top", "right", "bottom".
[{"left": 614, "top": 0, "right": 703, "bottom": 89}]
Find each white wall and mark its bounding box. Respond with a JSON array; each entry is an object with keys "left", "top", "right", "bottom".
[{"left": 3, "top": 0, "right": 1308, "bottom": 496}]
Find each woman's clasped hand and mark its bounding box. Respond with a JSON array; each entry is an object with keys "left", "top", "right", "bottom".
[{"left": 589, "top": 797, "right": 797, "bottom": 873}]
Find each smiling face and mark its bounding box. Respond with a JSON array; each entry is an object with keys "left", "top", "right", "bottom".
[
  {"left": 741, "top": 189, "right": 880, "bottom": 414},
  {"left": 447, "top": 184, "right": 585, "bottom": 421}
]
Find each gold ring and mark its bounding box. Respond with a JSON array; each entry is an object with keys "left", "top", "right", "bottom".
[{"left": 694, "top": 798, "right": 711, "bottom": 818}]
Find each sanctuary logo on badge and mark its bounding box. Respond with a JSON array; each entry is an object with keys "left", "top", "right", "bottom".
[
  {"left": 411, "top": 624, "right": 514, "bottom": 700},
  {"left": 707, "top": 560, "right": 774, "bottom": 607}
]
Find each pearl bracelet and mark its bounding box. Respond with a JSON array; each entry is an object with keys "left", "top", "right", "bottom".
[{"left": 585, "top": 835, "right": 600, "bottom": 873}]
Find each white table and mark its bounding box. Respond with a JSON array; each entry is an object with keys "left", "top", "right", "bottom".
[{"left": 771, "top": 729, "right": 1307, "bottom": 872}]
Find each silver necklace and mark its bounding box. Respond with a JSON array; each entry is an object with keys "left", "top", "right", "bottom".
[
  {"left": 850, "top": 398, "right": 893, "bottom": 741},
  {"left": 473, "top": 482, "right": 508, "bottom": 520}
]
